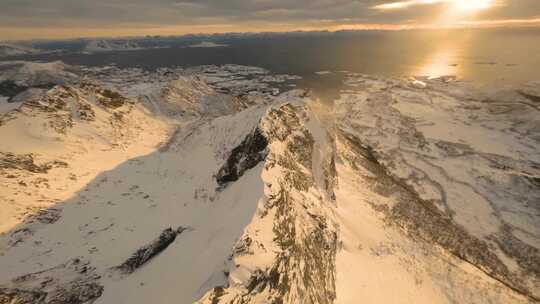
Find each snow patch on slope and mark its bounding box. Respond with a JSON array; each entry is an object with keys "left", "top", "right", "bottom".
[{"left": 0, "top": 43, "right": 40, "bottom": 57}]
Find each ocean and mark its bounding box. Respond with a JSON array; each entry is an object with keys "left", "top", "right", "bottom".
[{"left": 5, "top": 28, "right": 540, "bottom": 101}]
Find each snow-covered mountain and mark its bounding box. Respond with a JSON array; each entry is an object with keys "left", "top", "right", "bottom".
[
  {"left": 0, "top": 43, "right": 40, "bottom": 57},
  {"left": 0, "top": 62, "right": 538, "bottom": 304},
  {"left": 187, "top": 41, "right": 230, "bottom": 48},
  {"left": 84, "top": 39, "right": 143, "bottom": 53},
  {"left": 0, "top": 61, "right": 79, "bottom": 87}
]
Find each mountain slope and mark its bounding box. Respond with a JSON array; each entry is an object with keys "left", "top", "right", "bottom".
[
  {"left": 0, "top": 63, "right": 538, "bottom": 304},
  {"left": 0, "top": 44, "right": 40, "bottom": 57},
  {"left": 199, "top": 76, "right": 539, "bottom": 304}
]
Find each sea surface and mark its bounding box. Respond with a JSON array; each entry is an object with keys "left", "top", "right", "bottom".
[{"left": 4, "top": 28, "right": 540, "bottom": 101}]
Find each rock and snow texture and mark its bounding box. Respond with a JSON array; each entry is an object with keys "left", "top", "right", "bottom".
[
  {"left": 0, "top": 61, "right": 80, "bottom": 110},
  {"left": 0, "top": 62, "right": 538, "bottom": 304},
  {"left": 0, "top": 43, "right": 40, "bottom": 57},
  {"left": 199, "top": 76, "right": 539, "bottom": 304},
  {"left": 0, "top": 61, "right": 79, "bottom": 87},
  {"left": 83, "top": 40, "right": 142, "bottom": 53},
  {"left": 331, "top": 75, "right": 540, "bottom": 303}
]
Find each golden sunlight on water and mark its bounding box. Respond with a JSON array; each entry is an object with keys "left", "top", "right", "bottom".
[{"left": 415, "top": 39, "right": 465, "bottom": 78}]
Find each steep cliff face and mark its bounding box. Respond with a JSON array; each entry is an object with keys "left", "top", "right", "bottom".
[
  {"left": 200, "top": 76, "right": 539, "bottom": 304},
  {"left": 0, "top": 63, "right": 538, "bottom": 304},
  {"left": 200, "top": 101, "right": 338, "bottom": 304}
]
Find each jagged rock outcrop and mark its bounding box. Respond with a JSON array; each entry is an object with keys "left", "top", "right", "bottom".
[
  {"left": 115, "top": 227, "right": 187, "bottom": 274},
  {"left": 200, "top": 102, "right": 338, "bottom": 304},
  {"left": 201, "top": 76, "right": 539, "bottom": 304},
  {"left": 216, "top": 127, "right": 268, "bottom": 187}
]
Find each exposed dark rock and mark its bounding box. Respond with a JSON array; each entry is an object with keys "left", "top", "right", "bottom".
[
  {"left": 77, "top": 103, "right": 95, "bottom": 121},
  {"left": 24, "top": 94, "right": 70, "bottom": 113},
  {"left": 115, "top": 227, "right": 186, "bottom": 274},
  {"left": 265, "top": 104, "right": 316, "bottom": 192},
  {"left": 205, "top": 286, "right": 226, "bottom": 304},
  {"left": 216, "top": 127, "right": 268, "bottom": 187},
  {"left": 266, "top": 104, "right": 336, "bottom": 303},
  {"left": 322, "top": 152, "right": 337, "bottom": 200},
  {"left": 45, "top": 283, "right": 103, "bottom": 304},
  {"left": 495, "top": 225, "right": 540, "bottom": 280},
  {"left": 518, "top": 91, "right": 540, "bottom": 103},
  {"left": 233, "top": 235, "right": 253, "bottom": 256},
  {"left": 0, "top": 81, "right": 55, "bottom": 101},
  {"left": 0, "top": 259, "right": 103, "bottom": 304},
  {"left": 207, "top": 104, "right": 337, "bottom": 304},
  {"left": 525, "top": 175, "right": 540, "bottom": 189},
  {"left": 245, "top": 270, "right": 268, "bottom": 293},
  {"left": 97, "top": 89, "right": 126, "bottom": 109},
  {"left": 30, "top": 208, "right": 62, "bottom": 225},
  {"left": 271, "top": 187, "right": 337, "bottom": 304},
  {"left": 0, "top": 283, "right": 103, "bottom": 304},
  {"left": 0, "top": 81, "right": 28, "bottom": 100},
  {"left": 216, "top": 186, "right": 338, "bottom": 304},
  {"left": 0, "top": 288, "right": 46, "bottom": 304},
  {"left": 0, "top": 152, "right": 68, "bottom": 175},
  {"left": 264, "top": 104, "right": 303, "bottom": 142},
  {"left": 277, "top": 151, "right": 313, "bottom": 192}
]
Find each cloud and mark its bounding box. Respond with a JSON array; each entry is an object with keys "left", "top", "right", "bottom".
[
  {"left": 372, "top": 0, "right": 498, "bottom": 12},
  {"left": 459, "top": 17, "right": 540, "bottom": 26},
  {"left": 372, "top": 0, "right": 450, "bottom": 10},
  {"left": 0, "top": 0, "right": 538, "bottom": 39}
]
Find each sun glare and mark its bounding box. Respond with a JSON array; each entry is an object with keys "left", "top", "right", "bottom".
[
  {"left": 374, "top": 0, "right": 496, "bottom": 12},
  {"left": 452, "top": 0, "right": 494, "bottom": 12},
  {"left": 436, "top": 0, "right": 498, "bottom": 26}
]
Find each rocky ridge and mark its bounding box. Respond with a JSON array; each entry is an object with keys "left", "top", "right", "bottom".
[{"left": 0, "top": 62, "right": 538, "bottom": 304}]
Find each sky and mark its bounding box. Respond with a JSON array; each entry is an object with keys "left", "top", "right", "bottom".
[{"left": 0, "top": 0, "right": 539, "bottom": 40}]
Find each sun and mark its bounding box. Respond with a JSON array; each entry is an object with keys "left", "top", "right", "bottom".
[
  {"left": 452, "top": 0, "right": 495, "bottom": 12},
  {"left": 434, "top": 0, "right": 498, "bottom": 26}
]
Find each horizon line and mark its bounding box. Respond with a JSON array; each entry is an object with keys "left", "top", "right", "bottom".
[{"left": 1, "top": 20, "right": 539, "bottom": 42}]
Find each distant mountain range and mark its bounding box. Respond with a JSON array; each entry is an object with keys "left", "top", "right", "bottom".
[
  {"left": 0, "top": 30, "right": 399, "bottom": 58},
  {"left": 83, "top": 39, "right": 143, "bottom": 53}
]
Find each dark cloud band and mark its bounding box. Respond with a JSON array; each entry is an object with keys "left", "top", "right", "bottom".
[{"left": 0, "top": 0, "right": 538, "bottom": 36}]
